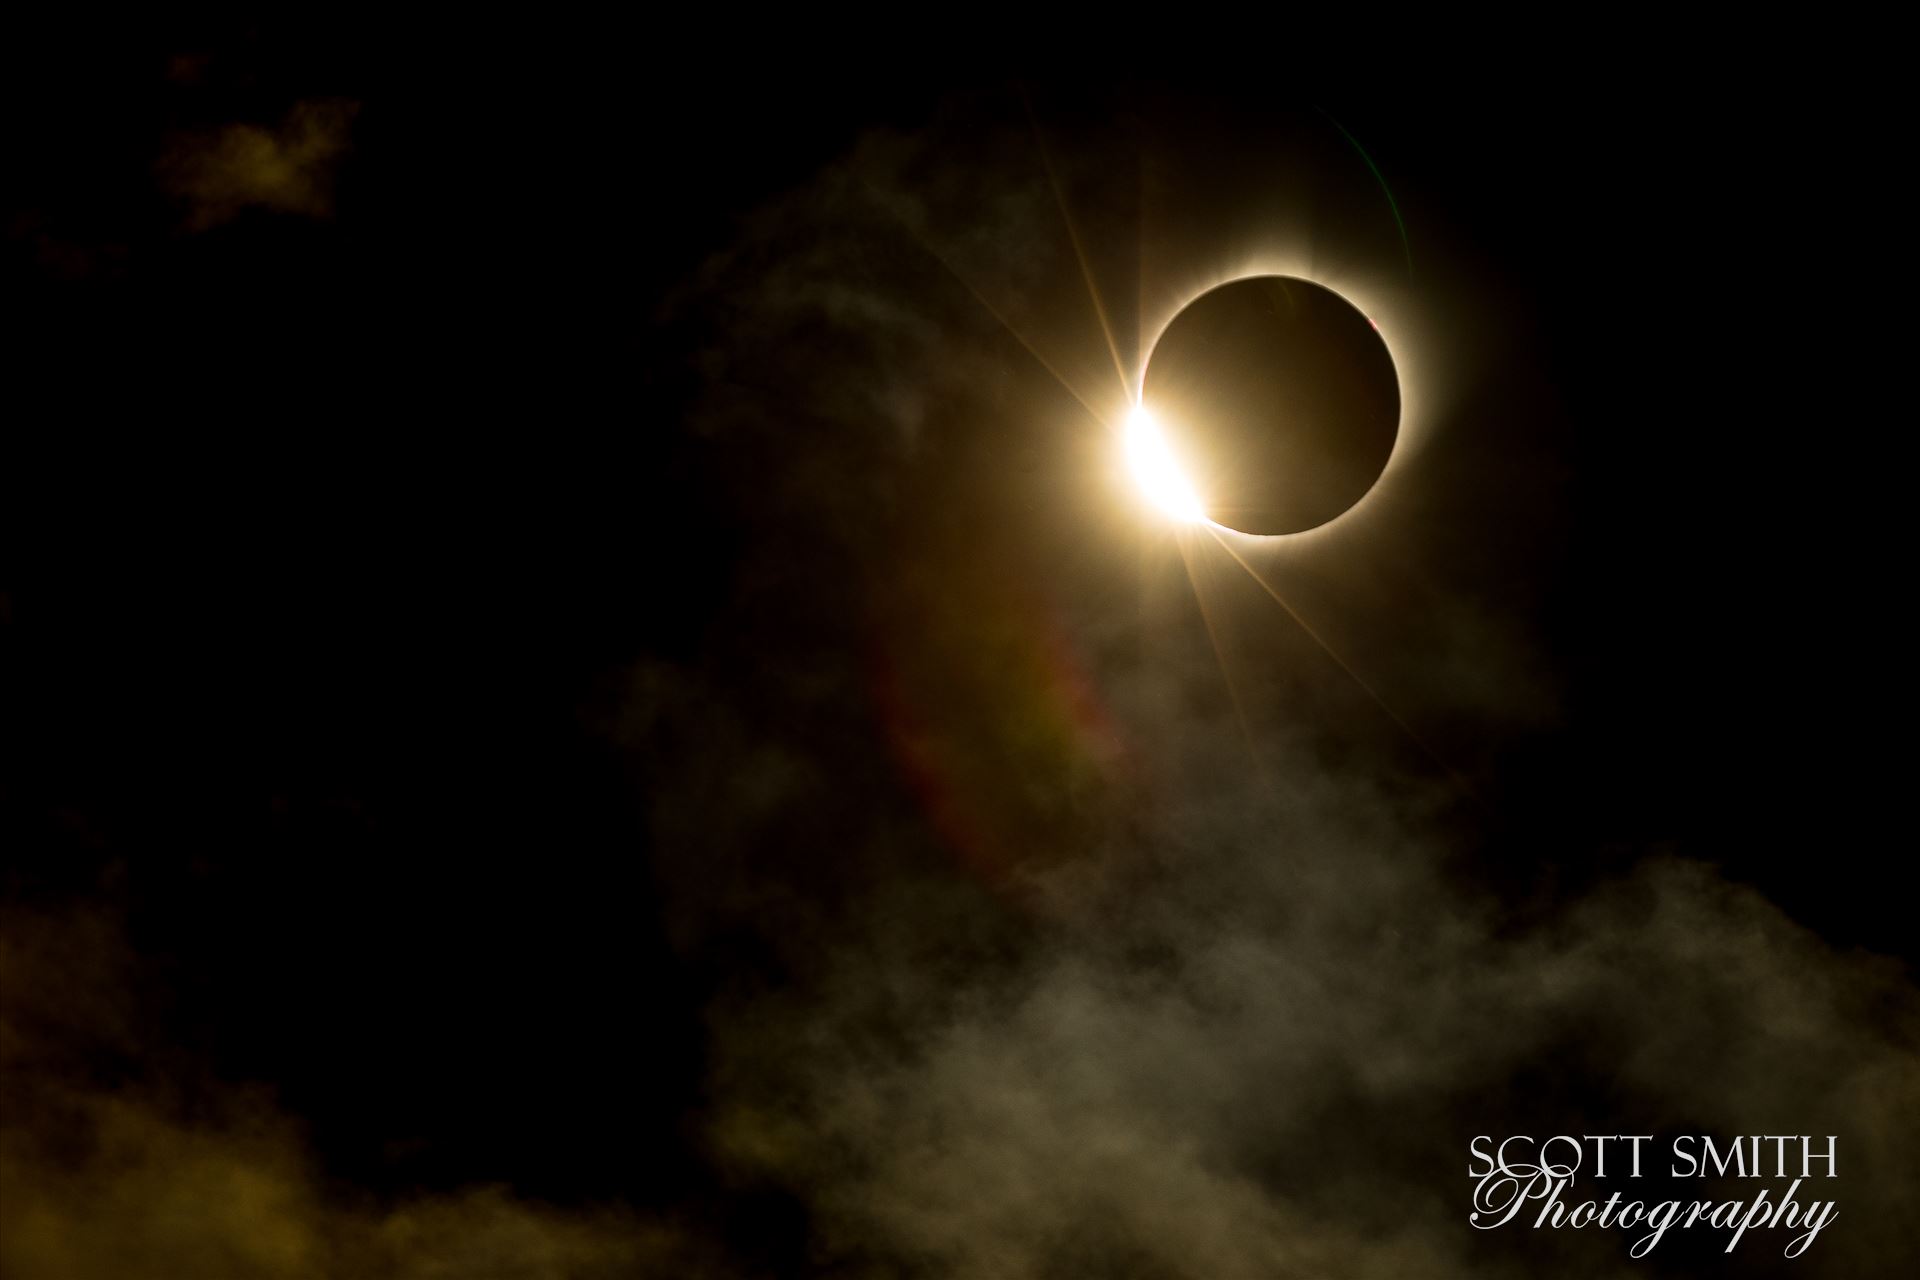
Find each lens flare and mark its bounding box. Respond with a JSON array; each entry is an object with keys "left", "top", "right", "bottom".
[{"left": 1125, "top": 404, "right": 1206, "bottom": 523}]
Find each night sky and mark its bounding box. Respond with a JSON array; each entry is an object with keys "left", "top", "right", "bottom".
[{"left": 4, "top": 26, "right": 1915, "bottom": 1279}]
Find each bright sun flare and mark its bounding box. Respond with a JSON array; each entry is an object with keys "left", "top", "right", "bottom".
[{"left": 1125, "top": 404, "right": 1207, "bottom": 523}]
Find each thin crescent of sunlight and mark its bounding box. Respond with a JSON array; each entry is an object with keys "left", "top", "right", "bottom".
[{"left": 1125, "top": 403, "right": 1207, "bottom": 523}]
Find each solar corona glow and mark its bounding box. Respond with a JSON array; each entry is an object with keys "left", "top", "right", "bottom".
[
  {"left": 1132, "top": 274, "right": 1401, "bottom": 536},
  {"left": 1125, "top": 403, "right": 1208, "bottom": 523}
]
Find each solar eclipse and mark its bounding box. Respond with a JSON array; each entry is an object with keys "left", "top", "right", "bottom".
[{"left": 1134, "top": 275, "right": 1399, "bottom": 536}]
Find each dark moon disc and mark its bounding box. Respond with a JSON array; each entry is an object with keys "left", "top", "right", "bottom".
[{"left": 1140, "top": 276, "right": 1399, "bottom": 535}]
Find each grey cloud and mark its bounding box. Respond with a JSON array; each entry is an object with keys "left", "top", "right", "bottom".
[{"left": 627, "top": 99, "right": 1920, "bottom": 1277}]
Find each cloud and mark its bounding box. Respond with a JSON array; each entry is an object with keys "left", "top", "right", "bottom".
[
  {"left": 159, "top": 99, "right": 358, "bottom": 231},
  {"left": 702, "top": 843, "right": 1920, "bottom": 1277},
  {"left": 625, "top": 100, "right": 1920, "bottom": 1277},
  {"left": 10, "top": 85, "right": 1915, "bottom": 1280},
  {"left": 0, "top": 901, "right": 719, "bottom": 1280}
]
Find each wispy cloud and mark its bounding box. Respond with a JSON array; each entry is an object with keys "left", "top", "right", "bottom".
[{"left": 159, "top": 99, "right": 359, "bottom": 231}]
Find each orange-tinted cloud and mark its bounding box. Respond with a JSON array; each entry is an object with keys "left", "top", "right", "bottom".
[
  {"left": 159, "top": 99, "right": 359, "bottom": 231},
  {"left": 0, "top": 902, "right": 721, "bottom": 1280}
]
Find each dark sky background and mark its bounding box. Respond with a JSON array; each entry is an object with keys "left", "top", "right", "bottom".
[{"left": 4, "top": 24, "right": 1915, "bottom": 1279}]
